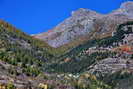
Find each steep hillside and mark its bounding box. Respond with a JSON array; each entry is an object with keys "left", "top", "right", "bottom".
[
  {"left": 0, "top": 20, "right": 58, "bottom": 76},
  {"left": 0, "top": 20, "right": 114, "bottom": 89},
  {"left": 0, "top": 20, "right": 74, "bottom": 57},
  {"left": 44, "top": 21, "right": 133, "bottom": 89},
  {"left": 46, "top": 21, "right": 133, "bottom": 74}
]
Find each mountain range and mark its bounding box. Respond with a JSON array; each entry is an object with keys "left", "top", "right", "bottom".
[{"left": 0, "top": 1, "right": 133, "bottom": 89}]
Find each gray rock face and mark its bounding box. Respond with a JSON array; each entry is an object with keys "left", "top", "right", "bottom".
[
  {"left": 34, "top": 1, "right": 133, "bottom": 48},
  {"left": 35, "top": 8, "right": 102, "bottom": 47},
  {"left": 120, "top": 1, "right": 133, "bottom": 18}
]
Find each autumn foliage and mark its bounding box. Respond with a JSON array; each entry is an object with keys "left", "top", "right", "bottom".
[{"left": 118, "top": 45, "right": 133, "bottom": 54}]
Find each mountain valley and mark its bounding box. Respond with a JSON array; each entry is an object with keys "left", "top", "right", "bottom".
[{"left": 0, "top": 1, "right": 133, "bottom": 89}]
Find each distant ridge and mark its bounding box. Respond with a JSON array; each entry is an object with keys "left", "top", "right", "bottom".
[{"left": 33, "top": 1, "right": 133, "bottom": 48}]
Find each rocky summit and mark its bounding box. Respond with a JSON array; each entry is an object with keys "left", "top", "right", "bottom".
[
  {"left": 34, "top": 8, "right": 102, "bottom": 48},
  {"left": 34, "top": 1, "right": 133, "bottom": 48}
]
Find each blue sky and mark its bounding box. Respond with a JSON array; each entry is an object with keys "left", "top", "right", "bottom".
[{"left": 0, "top": 0, "right": 129, "bottom": 34}]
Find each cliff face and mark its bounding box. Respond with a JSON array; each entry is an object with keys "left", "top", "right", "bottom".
[{"left": 34, "top": 1, "right": 133, "bottom": 48}]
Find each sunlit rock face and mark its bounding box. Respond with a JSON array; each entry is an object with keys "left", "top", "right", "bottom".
[
  {"left": 120, "top": 1, "right": 133, "bottom": 18},
  {"left": 34, "top": 8, "right": 102, "bottom": 48},
  {"left": 34, "top": 1, "right": 133, "bottom": 48}
]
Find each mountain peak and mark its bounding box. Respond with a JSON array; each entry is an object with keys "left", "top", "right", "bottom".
[
  {"left": 120, "top": 1, "right": 133, "bottom": 11},
  {"left": 34, "top": 1, "right": 133, "bottom": 48},
  {"left": 71, "top": 8, "right": 90, "bottom": 15},
  {"left": 71, "top": 8, "right": 99, "bottom": 17},
  {"left": 120, "top": 1, "right": 133, "bottom": 8},
  {"left": 119, "top": 1, "right": 133, "bottom": 17}
]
